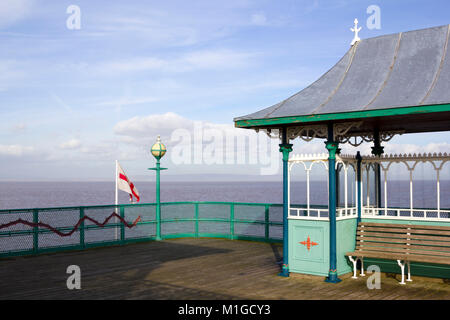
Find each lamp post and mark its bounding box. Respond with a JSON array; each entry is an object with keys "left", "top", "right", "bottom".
[{"left": 148, "top": 135, "right": 167, "bottom": 241}]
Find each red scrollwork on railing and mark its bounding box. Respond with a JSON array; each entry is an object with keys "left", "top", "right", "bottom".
[{"left": 0, "top": 213, "right": 142, "bottom": 237}]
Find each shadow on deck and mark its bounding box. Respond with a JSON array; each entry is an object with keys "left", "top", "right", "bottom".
[{"left": 0, "top": 238, "right": 449, "bottom": 300}]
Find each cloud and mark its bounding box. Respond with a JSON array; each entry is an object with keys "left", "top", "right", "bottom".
[
  {"left": 0, "top": 144, "right": 37, "bottom": 157},
  {"left": 113, "top": 112, "right": 281, "bottom": 174},
  {"left": 96, "top": 49, "right": 256, "bottom": 75},
  {"left": 59, "top": 139, "right": 81, "bottom": 150},
  {"left": 0, "top": 0, "right": 35, "bottom": 29},
  {"left": 250, "top": 13, "right": 268, "bottom": 26},
  {"left": 114, "top": 112, "right": 192, "bottom": 142}
]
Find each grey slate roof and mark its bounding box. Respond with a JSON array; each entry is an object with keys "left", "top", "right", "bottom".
[{"left": 235, "top": 25, "right": 450, "bottom": 122}]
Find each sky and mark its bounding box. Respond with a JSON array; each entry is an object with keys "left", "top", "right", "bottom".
[{"left": 1, "top": 0, "right": 450, "bottom": 181}]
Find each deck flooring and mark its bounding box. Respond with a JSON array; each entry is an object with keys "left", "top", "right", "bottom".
[{"left": 0, "top": 238, "right": 449, "bottom": 300}]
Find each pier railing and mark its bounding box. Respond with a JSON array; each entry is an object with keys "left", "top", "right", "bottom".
[{"left": 0, "top": 202, "right": 284, "bottom": 258}]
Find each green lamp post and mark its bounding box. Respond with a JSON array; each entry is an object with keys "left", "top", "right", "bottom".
[{"left": 148, "top": 135, "right": 167, "bottom": 241}]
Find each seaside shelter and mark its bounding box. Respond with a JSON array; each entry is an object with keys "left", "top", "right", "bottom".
[{"left": 234, "top": 24, "right": 450, "bottom": 283}]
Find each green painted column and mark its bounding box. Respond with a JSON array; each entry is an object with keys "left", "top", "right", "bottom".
[
  {"left": 325, "top": 124, "right": 341, "bottom": 283},
  {"left": 372, "top": 128, "right": 384, "bottom": 210},
  {"left": 149, "top": 157, "right": 167, "bottom": 241},
  {"left": 279, "top": 128, "right": 293, "bottom": 277},
  {"left": 149, "top": 136, "right": 167, "bottom": 241},
  {"left": 156, "top": 159, "right": 161, "bottom": 240}
]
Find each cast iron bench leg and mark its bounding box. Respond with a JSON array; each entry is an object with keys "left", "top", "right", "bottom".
[
  {"left": 349, "top": 256, "right": 358, "bottom": 279},
  {"left": 407, "top": 261, "right": 412, "bottom": 282},
  {"left": 397, "top": 260, "right": 406, "bottom": 285},
  {"left": 360, "top": 257, "right": 365, "bottom": 276}
]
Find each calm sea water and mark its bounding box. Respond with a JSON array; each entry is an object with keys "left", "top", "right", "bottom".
[{"left": 0, "top": 180, "right": 448, "bottom": 210}]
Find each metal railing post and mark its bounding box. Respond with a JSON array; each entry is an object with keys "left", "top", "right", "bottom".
[
  {"left": 32, "top": 209, "right": 39, "bottom": 253},
  {"left": 230, "top": 203, "right": 235, "bottom": 240},
  {"left": 265, "top": 205, "right": 270, "bottom": 242},
  {"left": 80, "top": 208, "right": 85, "bottom": 248},
  {"left": 120, "top": 206, "right": 125, "bottom": 243},
  {"left": 195, "top": 203, "right": 199, "bottom": 238}
]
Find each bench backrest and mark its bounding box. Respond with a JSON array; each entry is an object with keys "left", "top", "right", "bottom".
[{"left": 356, "top": 222, "right": 450, "bottom": 261}]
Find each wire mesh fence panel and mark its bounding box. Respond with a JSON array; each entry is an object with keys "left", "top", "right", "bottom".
[
  {"left": 84, "top": 206, "right": 118, "bottom": 244},
  {"left": 198, "top": 203, "right": 229, "bottom": 219},
  {"left": 0, "top": 210, "right": 33, "bottom": 253},
  {"left": 269, "top": 225, "right": 283, "bottom": 240},
  {"left": 161, "top": 203, "right": 195, "bottom": 220},
  {"left": 198, "top": 221, "right": 229, "bottom": 235},
  {"left": 162, "top": 221, "right": 195, "bottom": 235},
  {"left": 234, "top": 205, "right": 265, "bottom": 221},
  {"left": 38, "top": 208, "right": 80, "bottom": 249},
  {"left": 234, "top": 222, "right": 265, "bottom": 238},
  {"left": 125, "top": 205, "right": 156, "bottom": 240},
  {"left": 269, "top": 205, "right": 283, "bottom": 223}
]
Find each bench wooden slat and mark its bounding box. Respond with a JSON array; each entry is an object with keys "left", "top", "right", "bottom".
[
  {"left": 356, "top": 242, "right": 407, "bottom": 250},
  {"left": 358, "top": 226, "right": 409, "bottom": 233},
  {"left": 409, "top": 239, "right": 450, "bottom": 246},
  {"left": 406, "top": 234, "right": 450, "bottom": 242},
  {"left": 404, "top": 224, "right": 450, "bottom": 231},
  {"left": 405, "top": 249, "right": 450, "bottom": 257},
  {"left": 346, "top": 251, "right": 450, "bottom": 265},
  {"left": 408, "top": 229, "right": 450, "bottom": 236},
  {"left": 358, "top": 231, "right": 450, "bottom": 242},
  {"left": 356, "top": 231, "right": 408, "bottom": 239},
  {"left": 354, "top": 246, "right": 407, "bottom": 255},
  {"left": 407, "top": 244, "right": 450, "bottom": 252},
  {"left": 356, "top": 235, "right": 408, "bottom": 244},
  {"left": 346, "top": 251, "right": 408, "bottom": 260},
  {"left": 359, "top": 222, "right": 409, "bottom": 228},
  {"left": 360, "top": 222, "right": 450, "bottom": 232}
]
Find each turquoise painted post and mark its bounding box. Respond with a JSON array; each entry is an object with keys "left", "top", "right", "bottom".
[
  {"left": 80, "top": 208, "right": 85, "bottom": 248},
  {"left": 156, "top": 159, "right": 161, "bottom": 240},
  {"left": 120, "top": 206, "right": 125, "bottom": 243},
  {"left": 149, "top": 135, "right": 167, "bottom": 241},
  {"left": 325, "top": 124, "right": 341, "bottom": 283},
  {"left": 265, "top": 205, "right": 270, "bottom": 242},
  {"left": 32, "top": 209, "right": 39, "bottom": 253},
  {"left": 356, "top": 152, "right": 362, "bottom": 223},
  {"left": 195, "top": 203, "right": 199, "bottom": 238},
  {"left": 279, "top": 128, "right": 293, "bottom": 277},
  {"left": 230, "top": 203, "right": 235, "bottom": 240}
]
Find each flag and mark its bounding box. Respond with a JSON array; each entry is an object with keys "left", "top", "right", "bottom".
[{"left": 116, "top": 161, "right": 140, "bottom": 202}]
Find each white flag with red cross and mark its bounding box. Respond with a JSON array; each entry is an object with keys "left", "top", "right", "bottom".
[{"left": 116, "top": 161, "right": 140, "bottom": 203}]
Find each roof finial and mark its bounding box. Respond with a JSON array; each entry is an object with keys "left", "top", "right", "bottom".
[{"left": 350, "top": 18, "right": 362, "bottom": 46}]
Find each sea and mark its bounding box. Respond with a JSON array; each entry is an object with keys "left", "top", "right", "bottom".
[{"left": 0, "top": 180, "right": 448, "bottom": 210}]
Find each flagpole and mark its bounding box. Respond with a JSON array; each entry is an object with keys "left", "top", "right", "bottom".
[{"left": 115, "top": 160, "right": 119, "bottom": 240}]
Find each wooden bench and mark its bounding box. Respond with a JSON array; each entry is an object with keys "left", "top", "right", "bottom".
[{"left": 346, "top": 222, "right": 450, "bottom": 284}]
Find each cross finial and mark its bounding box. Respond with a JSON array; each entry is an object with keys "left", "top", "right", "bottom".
[{"left": 350, "top": 18, "right": 362, "bottom": 46}]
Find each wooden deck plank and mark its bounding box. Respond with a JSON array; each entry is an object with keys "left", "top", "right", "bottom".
[{"left": 0, "top": 238, "right": 449, "bottom": 300}]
